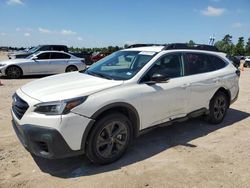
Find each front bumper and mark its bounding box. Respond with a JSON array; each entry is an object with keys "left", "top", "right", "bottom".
[{"left": 12, "top": 119, "right": 91, "bottom": 159}]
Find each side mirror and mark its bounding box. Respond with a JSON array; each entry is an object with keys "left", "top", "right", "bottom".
[
  {"left": 32, "top": 56, "right": 38, "bottom": 60},
  {"left": 151, "top": 73, "right": 169, "bottom": 83}
]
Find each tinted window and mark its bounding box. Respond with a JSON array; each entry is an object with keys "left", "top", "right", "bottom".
[
  {"left": 52, "top": 46, "right": 67, "bottom": 52},
  {"left": 50, "top": 52, "right": 70, "bottom": 59},
  {"left": 39, "top": 46, "right": 50, "bottom": 51},
  {"left": 208, "top": 55, "right": 226, "bottom": 70},
  {"left": 142, "top": 53, "right": 183, "bottom": 82},
  {"left": 184, "top": 53, "right": 214, "bottom": 75},
  {"left": 37, "top": 53, "right": 50, "bottom": 60}
]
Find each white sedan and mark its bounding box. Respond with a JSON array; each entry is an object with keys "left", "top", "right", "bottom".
[{"left": 0, "top": 51, "right": 86, "bottom": 78}]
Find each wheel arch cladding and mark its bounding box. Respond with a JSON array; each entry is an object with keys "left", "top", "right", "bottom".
[
  {"left": 6, "top": 65, "right": 23, "bottom": 75},
  {"left": 81, "top": 102, "right": 140, "bottom": 150},
  {"left": 214, "top": 87, "right": 231, "bottom": 105}
]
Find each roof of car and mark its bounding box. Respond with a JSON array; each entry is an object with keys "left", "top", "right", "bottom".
[
  {"left": 38, "top": 50, "right": 70, "bottom": 54},
  {"left": 124, "top": 46, "right": 165, "bottom": 52}
]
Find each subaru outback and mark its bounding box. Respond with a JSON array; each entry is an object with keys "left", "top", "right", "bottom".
[{"left": 11, "top": 44, "right": 239, "bottom": 164}]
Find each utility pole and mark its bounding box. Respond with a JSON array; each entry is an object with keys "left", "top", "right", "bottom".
[{"left": 209, "top": 35, "right": 215, "bottom": 46}]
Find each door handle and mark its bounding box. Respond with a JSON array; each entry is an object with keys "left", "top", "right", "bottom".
[
  {"left": 181, "top": 83, "right": 190, "bottom": 89},
  {"left": 213, "top": 78, "right": 222, "bottom": 83}
]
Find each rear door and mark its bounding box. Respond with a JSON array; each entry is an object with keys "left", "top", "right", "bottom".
[
  {"left": 49, "top": 52, "right": 70, "bottom": 73},
  {"left": 183, "top": 52, "right": 227, "bottom": 112}
]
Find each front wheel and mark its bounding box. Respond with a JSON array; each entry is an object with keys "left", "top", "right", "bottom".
[
  {"left": 206, "top": 91, "right": 229, "bottom": 124},
  {"left": 6, "top": 66, "right": 22, "bottom": 79},
  {"left": 86, "top": 113, "right": 132, "bottom": 165}
]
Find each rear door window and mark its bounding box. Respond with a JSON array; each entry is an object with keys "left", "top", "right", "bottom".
[
  {"left": 50, "top": 52, "right": 70, "bottom": 59},
  {"left": 184, "top": 53, "right": 215, "bottom": 75},
  {"left": 207, "top": 55, "right": 226, "bottom": 70}
]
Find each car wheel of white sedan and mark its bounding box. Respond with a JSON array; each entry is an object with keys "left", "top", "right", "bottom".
[
  {"left": 6, "top": 66, "right": 23, "bottom": 79},
  {"left": 66, "top": 65, "right": 78, "bottom": 72}
]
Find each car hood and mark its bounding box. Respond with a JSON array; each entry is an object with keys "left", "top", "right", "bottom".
[
  {"left": 0, "top": 58, "right": 31, "bottom": 65},
  {"left": 20, "top": 72, "right": 124, "bottom": 102}
]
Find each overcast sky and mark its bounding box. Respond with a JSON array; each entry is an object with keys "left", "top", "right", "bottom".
[{"left": 0, "top": 0, "right": 249, "bottom": 47}]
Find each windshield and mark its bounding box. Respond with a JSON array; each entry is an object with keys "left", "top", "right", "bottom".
[
  {"left": 85, "top": 50, "right": 156, "bottom": 80},
  {"left": 28, "top": 46, "right": 40, "bottom": 53},
  {"left": 26, "top": 51, "right": 40, "bottom": 59}
]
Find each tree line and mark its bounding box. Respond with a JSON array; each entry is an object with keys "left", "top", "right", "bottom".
[
  {"left": 189, "top": 35, "right": 250, "bottom": 56},
  {"left": 2, "top": 34, "right": 250, "bottom": 56}
]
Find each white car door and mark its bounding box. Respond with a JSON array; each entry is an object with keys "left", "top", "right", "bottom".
[
  {"left": 30, "top": 52, "right": 52, "bottom": 74},
  {"left": 49, "top": 52, "right": 69, "bottom": 73},
  {"left": 139, "top": 53, "right": 190, "bottom": 129},
  {"left": 182, "top": 52, "right": 226, "bottom": 112}
]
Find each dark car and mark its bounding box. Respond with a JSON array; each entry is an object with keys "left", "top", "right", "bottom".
[
  {"left": 226, "top": 55, "right": 240, "bottom": 68},
  {"left": 9, "top": 45, "right": 68, "bottom": 59}
]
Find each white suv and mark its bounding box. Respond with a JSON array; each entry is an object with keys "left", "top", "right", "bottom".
[{"left": 12, "top": 44, "right": 240, "bottom": 164}]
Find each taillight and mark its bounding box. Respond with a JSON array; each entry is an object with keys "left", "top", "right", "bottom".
[{"left": 235, "top": 69, "right": 240, "bottom": 77}]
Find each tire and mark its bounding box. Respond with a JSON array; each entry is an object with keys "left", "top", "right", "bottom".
[
  {"left": 6, "top": 66, "right": 22, "bottom": 79},
  {"left": 65, "top": 65, "right": 78, "bottom": 72},
  {"left": 86, "top": 113, "right": 132, "bottom": 165},
  {"left": 206, "top": 91, "right": 229, "bottom": 124}
]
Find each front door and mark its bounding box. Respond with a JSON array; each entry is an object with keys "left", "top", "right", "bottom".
[
  {"left": 30, "top": 52, "right": 51, "bottom": 74},
  {"left": 139, "top": 53, "right": 190, "bottom": 129}
]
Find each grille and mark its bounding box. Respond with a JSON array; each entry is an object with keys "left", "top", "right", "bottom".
[{"left": 12, "top": 93, "right": 29, "bottom": 119}]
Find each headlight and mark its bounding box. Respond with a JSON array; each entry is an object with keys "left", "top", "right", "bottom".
[
  {"left": 0, "top": 64, "right": 6, "bottom": 67},
  {"left": 34, "top": 96, "right": 87, "bottom": 115}
]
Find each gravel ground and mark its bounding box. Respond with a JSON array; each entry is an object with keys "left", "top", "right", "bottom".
[{"left": 0, "top": 52, "right": 250, "bottom": 188}]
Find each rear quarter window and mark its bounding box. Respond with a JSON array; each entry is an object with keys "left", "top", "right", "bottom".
[{"left": 207, "top": 55, "right": 227, "bottom": 70}]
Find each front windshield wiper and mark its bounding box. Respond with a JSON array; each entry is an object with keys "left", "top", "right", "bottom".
[{"left": 86, "top": 70, "right": 113, "bottom": 80}]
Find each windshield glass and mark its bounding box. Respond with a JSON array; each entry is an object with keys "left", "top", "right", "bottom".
[
  {"left": 85, "top": 50, "right": 156, "bottom": 80},
  {"left": 28, "top": 46, "right": 40, "bottom": 53},
  {"left": 26, "top": 51, "right": 40, "bottom": 59}
]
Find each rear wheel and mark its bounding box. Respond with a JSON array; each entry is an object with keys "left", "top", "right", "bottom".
[
  {"left": 6, "top": 66, "right": 22, "bottom": 79},
  {"left": 206, "top": 91, "right": 229, "bottom": 124},
  {"left": 86, "top": 113, "right": 132, "bottom": 165},
  {"left": 66, "top": 65, "right": 78, "bottom": 72}
]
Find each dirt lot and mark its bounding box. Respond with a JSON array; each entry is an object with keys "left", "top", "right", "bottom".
[{"left": 0, "top": 52, "right": 250, "bottom": 188}]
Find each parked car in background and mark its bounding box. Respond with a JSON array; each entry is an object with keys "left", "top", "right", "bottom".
[
  {"left": 8, "top": 45, "right": 68, "bottom": 59},
  {"left": 70, "top": 51, "right": 93, "bottom": 65},
  {"left": 91, "top": 52, "right": 111, "bottom": 62},
  {"left": 0, "top": 51, "right": 86, "bottom": 78},
  {"left": 226, "top": 55, "right": 240, "bottom": 68},
  {"left": 244, "top": 56, "right": 250, "bottom": 68},
  {"left": 11, "top": 44, "right": 239, "bottom": 164}
]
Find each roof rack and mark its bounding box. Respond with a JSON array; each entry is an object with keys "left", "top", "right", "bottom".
[
  {"left": 126, "top": 43, "right": 219, "bottom": 52},
  {"left": 162, "top": 43, "right": 219, "bottom": 52},
  {"left": 126, "top": 44, "right": 163, "bottom": 48}
]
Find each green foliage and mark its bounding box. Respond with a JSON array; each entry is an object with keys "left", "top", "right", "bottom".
[
  {"left": 245, "top": 37, "right": 250, "bottom": 56},
  {"left": 234, "top": 37, "right": 245, "bottom": 56},
  {"left": 215, "top": 34, "right": 235, "bottom": 55},
  {"left": 187, "top": 40, "right": 195, "bottom": 47},
  {"left": 68, "top": 46, "right": 122, "bottom": 53}
]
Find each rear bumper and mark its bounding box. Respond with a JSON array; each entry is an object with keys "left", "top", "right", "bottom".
[
  {"left": 230, "top": 89, "right": 239, "bottom": 105},
  {"left": 12, "top": 120, "right": 85, "bottom": 159}
]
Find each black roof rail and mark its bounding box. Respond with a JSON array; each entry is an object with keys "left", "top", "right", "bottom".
[
  {"left": 162, "top": 43, "right": 219, "bottom": 52},
  {"left": 126, "top": 44, "right": 163, "bottom": 49}
]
